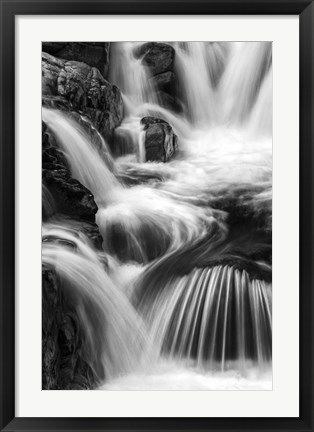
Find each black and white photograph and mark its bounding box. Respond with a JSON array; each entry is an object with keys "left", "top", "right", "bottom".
[{"left": 42, "top": 41, "right": 272, "bottom": 391}]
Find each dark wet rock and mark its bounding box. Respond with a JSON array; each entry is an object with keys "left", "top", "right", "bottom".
[
  {"left": 42, "top": 52, "right": 123, "bottom": 143},
  {"left": 151, "top": 72, "right": 182, "bottom": 111},
  {"left": 137, "top": 42, "right": 175, "bottom": 75},
  {"left": 83, "top": 106, "right": 122, "bottom": 148},
  {"left": 151, "top": 71, "right": 175, "bottom": 95},
  {"left": 42, "top": 94, "right": 72, "bottom": 111},
  {"left": 156, "top": 91, "right": 182, "bottom": 112},
  {"left": 42, "top": 120, "right": 69, "bottom": 170},
  {"left": 209, "top": 186, "right": 272, "bottom": 234},
  {"left": 42, "top": 42, "right": 110, "bottom": 78},
  {"left": 42, "top": 265, "right": 98, "bottom": 390},
  {"left": 43, "top": 169, "right": 98, "bottom": 222},
  {"left": 42, "top": 42, "right": 67, "bottom": 54},
  {"left": 61, "top": 217, "right": 104, "bottom": 251},
  {"left": 141, "top": 117, "right": 178, "bottom": 162}
]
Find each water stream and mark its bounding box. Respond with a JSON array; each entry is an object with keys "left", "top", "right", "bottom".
[{"left": 42, "top": 42, "right": 272, "bottom": 390}]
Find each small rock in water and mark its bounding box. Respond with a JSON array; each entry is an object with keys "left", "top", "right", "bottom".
[{"left": 141, "top": 117, "right": 178, "bottom": 163}]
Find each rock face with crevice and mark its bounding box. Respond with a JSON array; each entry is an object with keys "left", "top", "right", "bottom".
[
  {"left": 42, "top": 52, "right": 123, "bottom": 143},
  {"left": 141, "top": 116, "right": 178, "bottom": 162}
]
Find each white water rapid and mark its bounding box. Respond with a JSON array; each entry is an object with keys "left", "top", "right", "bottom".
[{"left": 43, "top": 42, "right": 272, "bottom": 390}]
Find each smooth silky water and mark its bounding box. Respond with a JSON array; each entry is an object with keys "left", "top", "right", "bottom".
[{"left": 42, "top": 42, "right": 272, "bottom": 390}]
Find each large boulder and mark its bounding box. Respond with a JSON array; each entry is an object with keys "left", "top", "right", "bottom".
[
  {"left": 42, "top": 52, "right": 123, "bottom": 143},
  {"left": 42, "top": 42, "right": 111, "bottom": 78},
  {"left": 42, "top": 265, "right": 98, "bottom": 389},
  {"left": 141, "top": 117, "right": 178, "bottom": 162}
]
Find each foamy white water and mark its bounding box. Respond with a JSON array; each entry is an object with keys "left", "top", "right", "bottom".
[{"left": 101, "top": 360, "right": 272, "bottom": 390}]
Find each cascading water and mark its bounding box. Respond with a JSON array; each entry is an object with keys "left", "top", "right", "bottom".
[
  {"left": 109, "top": 42, "right": 158, "bottom": 111},
  {"left": 109, "top": 42, "right": 158, "bottom": 160},
  {"left": 43, "top": 41, "right": 272, "bottom": 390},
  {"left": 219, "top": 42, "right": 272, "bottom": 125},
  {"left": 42, "top": 223, "right": 150, "bottom": 382},
  {"left": 173, "top": 42, "right": 218, "bottom": 126},
  {"left": 137, "top": 265, "right": 271, "bottom": 371},
  {"left": 42, "top": 108, "right": 120, "bottom": 206}
]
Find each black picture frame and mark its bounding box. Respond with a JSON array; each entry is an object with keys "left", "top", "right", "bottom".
[{"left": 0, "top": 0, "right": 313, "bottom": 431}]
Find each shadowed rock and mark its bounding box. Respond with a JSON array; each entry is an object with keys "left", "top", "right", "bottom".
[
  {"left": 43, "top": 169, "right": 98, "bottom": 222},
  {"left": 141, "top": 116, "right": 178, "bottom": 162},
  {"left": 151, "top": 71, "right": 175, "bottom": 94},
  {"left": 138, "top": 42, "right": 175, "bottom": 75}
]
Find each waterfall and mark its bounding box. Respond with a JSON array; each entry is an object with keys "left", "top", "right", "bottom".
[
  {"left": 42, "top": 108, "right": 121, "bottom": 206},
  {"left": 109, "top": 42, "right": 161, "bottom": 161},
  {"left": 114, "top": 116, "right": 146, "bottom": 162},
  {"left": 42, "top": 184, "right": 55, "bottom": 219},
  {"left": 248, "top": 66, "right": 273, "bottom": 136},
  {"left": 43, "top": 41, "right": 272, "bottom": 389},
  {"left": 174, "top": 42, "right": 218, "bottom": 126},
  {"left": 42, "top": 224, "right": 150, "bottom": 382},
  {"left": 137, "top": 265, "right": 271, "bottom": 371},
  {"left": 219, "top": 42, "right": 272, "bottom": 125},
  {"left": 109, "top": 42, "right": 158, "bottom": 115}
]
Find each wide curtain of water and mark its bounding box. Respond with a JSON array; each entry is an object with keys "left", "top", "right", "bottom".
[{"left": 42, "top": 42, "right": 272, "bottom": 390}]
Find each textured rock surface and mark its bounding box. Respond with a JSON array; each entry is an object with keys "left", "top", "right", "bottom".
[
  {"left": 42, "top": 52, "right": 123, "bottom": 143},
  {"left": 42, "top": 265, "right": 98, "bottom": 390},
  {"left": 141, "top": 117, "right": 178, "bottom": 162},
  {"left": 42, "top": 42, "right": 111, "bottom": 78}
]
